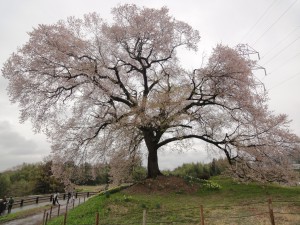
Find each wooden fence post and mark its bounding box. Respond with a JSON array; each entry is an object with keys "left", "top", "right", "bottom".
[
  {"left": 57, "top": 204, "right": 61, "bottom": 216},
  {"left": 36, "top": 197, "right": 39, "bottom": 204},
  {"left": 49, "top": 206, "right": 53, "bottom": 219},
  {"left": 95, "top": 212, "right": 100, "bottom": 225},
  {"left": 142, "top": 209, "right": 147, "bottom": 225},
  {"left": 268, "top": 198, "right": 275, "bottom": 225},
  {"left": 20, "top": 199, "right": 24, "bottom": 207},
  {"left": 45, "top": 212, "right": 49, "bottom": 225},
  {"left": 200, "top": 205, "right": 205, "bottom": 225},
  {"left": 42, "top": 209, "right": 46, "bottom": 225},
  {"left": 63, "top": 211, "right": 67, "bottom": 225}
]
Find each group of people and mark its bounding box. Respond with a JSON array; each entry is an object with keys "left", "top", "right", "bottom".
[
  {"left": 1, "top": 190, "right": 76, "bottom": 215},
  {"left": 0, "top": 191, "right": 76, "bottom": 215},
  {"left": 0, "top": 196, "right": 14, "bottom": 216}
]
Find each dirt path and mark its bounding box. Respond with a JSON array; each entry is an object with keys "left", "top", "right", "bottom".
[{"left": 2, "top": 197, "right": 89, "bottom": 225}]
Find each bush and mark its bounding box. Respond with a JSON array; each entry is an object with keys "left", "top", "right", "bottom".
[
  {"left": 167, "top": 158, "right": 229, "bottom": 180},
  {"left": 184, "top": 175, "right": 222, "bottom": 190},
  {"left": 132, "top": 166, "right": 147, "bottom": 182}
]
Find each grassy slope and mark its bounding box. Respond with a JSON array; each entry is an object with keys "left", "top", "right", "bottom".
[{"left": 47, "top": 176, "right": 300, "bottom": 225}]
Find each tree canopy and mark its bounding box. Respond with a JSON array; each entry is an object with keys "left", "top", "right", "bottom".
[{"left": 2, "top": 4, "right": 300, "bottom": 182}]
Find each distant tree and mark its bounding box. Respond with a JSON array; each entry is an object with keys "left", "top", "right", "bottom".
[
  {"left": 92, "top": 163, "right": 110, "bottom": 185},
  {"left": 76, "top": 163, "right": 94, "bottom": 185},
  {"left": 5, "top": 163, "right": 40, "bottom": 196},
  {"left": 2, "top": 4, "right": 300, "bottom": 182},
  {"left": 210, "top": 158, "right": 229, "bottom": 176},
  {"left": 0, "top": 173, "right": 11, "bottom": 196},
  {"left": 171, "top": 162, "right": 216, "bottom": 180},
  {"left": 51, "top": 159, "right": 106, "bottom": 187},
  {"left": 9, "top": 163, "right": 39, "bottom": 184},
  {"left": 34, "top": 160, "right": 64, "bottom": 194},
  {"left": 0, "top": 161, "right": 64, "bottom": 196},
  {"left": 210, "top": 158, "right": 223, "bottom": 176},
  {"left": 202, "top": 166, "right": 210, "bottom": 180},
  {"left": 10, "top": 179, "right": 35, "bottom": 196}
]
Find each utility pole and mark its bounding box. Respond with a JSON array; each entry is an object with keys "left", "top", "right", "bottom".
[{"left": 236, "top": 44, "right": 267, "bottom": 75}]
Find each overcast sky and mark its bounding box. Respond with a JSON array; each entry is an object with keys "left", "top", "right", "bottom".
[{"left": 0, "top": 0, "right": 300, "bottom": 172}]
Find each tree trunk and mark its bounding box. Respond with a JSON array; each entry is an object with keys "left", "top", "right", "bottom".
[
  {"left": 143, "top": 130, "right": 162, "bottom": 178},
  {"left": 147, "top": 147, "right": 162, "bottom": 178}
]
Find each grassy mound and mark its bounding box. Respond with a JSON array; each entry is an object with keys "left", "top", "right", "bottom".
[
  {"left": 123, "top": 175, "right": 200, "bottom": 194},
  {"left": 47, "top": 176, "right": 300, "bottom": 225}
]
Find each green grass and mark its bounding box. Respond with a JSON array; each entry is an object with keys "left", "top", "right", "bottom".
[
  {"left": 75, "top": 184, "right": 106, "bottom": 193},
  {"left": 47, "top": 176, "right": 300, "bottom": 225}
]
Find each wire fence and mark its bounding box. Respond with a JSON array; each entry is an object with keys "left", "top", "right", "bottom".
[
  {"left": 43, "top": 197, "right": 300, "bottom": 225},
  {"left": 42, "top": 194, "right": 93, "bottom": 225}
]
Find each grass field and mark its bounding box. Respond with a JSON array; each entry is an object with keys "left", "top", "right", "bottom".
[
  {"left": 75, "top": 184, "right": 106, "bottom": 192},
  {"left": 47, "top": 176, "right": 300, "bottom": 225}
]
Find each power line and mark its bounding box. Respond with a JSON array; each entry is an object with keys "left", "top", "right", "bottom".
[
  {"left": 268, "top": 52, "right": 300, "bottom": 74},
  {"left": 252, "top": 0, "right": 298, "bottom": 46},
  {"left": 239, "top": 0, "right": 278, "bottom": 43},
  {"left": 261, "top": 26, "right": 300, "bottom": 59},
  {"left": 268, "top": 72, "right": 300, "bottom": 90},
  {"left": 262, "top": 35, "right": 300, "bottom": 66}
]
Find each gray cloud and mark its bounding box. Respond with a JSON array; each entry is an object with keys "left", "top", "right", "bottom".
[
  {"left": 0, "top": 121, "right": 37, "bottom": 154},
  {"left": 0, "top": 121, "right": 50, "bottom": 171},
  {"left": 158, "top": 149, "right": 211, "bottom": 170}
]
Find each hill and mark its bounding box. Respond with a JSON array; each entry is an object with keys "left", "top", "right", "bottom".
[{"left": 47, "top": 176, "right": 300, "bottom": 225}]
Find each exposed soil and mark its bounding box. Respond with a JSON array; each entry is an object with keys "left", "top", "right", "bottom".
[{"left": 123, "top": 175, "right": 199, "bottom": 195}]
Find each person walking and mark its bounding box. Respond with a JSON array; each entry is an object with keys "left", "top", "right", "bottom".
[
  {"left": 54, "top": 192, "right": 60, "bottom": 205},
  {"left": 0, "top": 199, "right": 5, "bottom": 216},
  {"left": 52, "top": 192, "right": 60, "bottom": 205},
  {"left": 3, "top": 197, "right": 7, "bottom": 211},
  {"left": 52, "top": 192, "right": 57, "bottom": 205},
  {"left": 7, "top": 196, "right": 14, "bottom": 214},
  {"left": 67, "top": 192, "right": 71, "bottom": 204},
  {"left": 0, "top": 197, "right": 7, "bottom": 216}
]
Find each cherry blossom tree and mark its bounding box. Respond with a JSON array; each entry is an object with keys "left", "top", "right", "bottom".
[{"left": 2, "top": 4, "right": 300, "bottom": 182}]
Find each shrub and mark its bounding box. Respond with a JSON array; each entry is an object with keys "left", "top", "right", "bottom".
[{"left": 184, "top": 175, "right": 222, "bottom": 190}]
